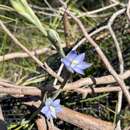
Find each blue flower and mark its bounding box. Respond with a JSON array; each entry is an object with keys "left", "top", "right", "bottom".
[
  {"left": 61, "top": 50, "right": 92, "bottom": 75},
  {"left": 41, "top": 98, "right": 62, "bottom": 119}
]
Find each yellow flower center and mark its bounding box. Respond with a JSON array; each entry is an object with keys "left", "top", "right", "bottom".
[
  {"left": 71, "top": 60, "right": 78, "bottom": 65},
  {"left": 50, "top": 106, "right": 56, "bottom": 113}
]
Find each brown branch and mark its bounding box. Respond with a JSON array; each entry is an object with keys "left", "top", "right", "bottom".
[
  {"left": 0, "top": 20, "right": 63, "bottom": 83},
  {"left": 127, "top": 0, "right": 130, "bottom": 21},
  {"left": 64, "top": 9, "right": 130, "bottom": 105},
  {"left": 36, "top": 116, "right": 46, "bottom": 130},
  {"left": 0, "top": 82, "right": 128, "bottom": 99},
  {"left": 76, "top": 86, "right": 123, "bottom": 94},
  {"left": 63, "top": 70, "right": 130, "bottom": 90},
  {"left": 36, "top": 116, "right": 60, "bottom": 130},
  {"left": 0, "top": 85, "right": 124, "bottom": 96},
  {"left": 58, "top": 107, "right": 114, "bottom": 130},
  {"left": 0, "top": 86, "right": 118, "bottom": 130},
  {"left": 28, "top": 101, "right": 115, "bottom": 130},
  {"left": 0, "top": 85, "right": 41, "bottom": 96},
  {"left": 0, "top": 70, "right": 130, "bottom": 96},
  {"left": 0, "top": 48, "right": 56, "bottom": 62},
  {"left": 108, "top": 9, "right": 125, "bottom": 130}
]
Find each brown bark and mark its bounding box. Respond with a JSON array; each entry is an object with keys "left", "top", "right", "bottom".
[
  {"left": 36, "top": 116, "right": 60, "bottom": 130},
  {"left": 27, "top": 101, "right": 115, "bottom": 130}
]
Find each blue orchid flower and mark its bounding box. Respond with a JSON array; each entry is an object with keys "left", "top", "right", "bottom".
[
  {"left": 61, "top": 50, "right": 92, "bottom": 75},
  {"left": 41, "top": 98, "right": 62, "bottom": 120}
]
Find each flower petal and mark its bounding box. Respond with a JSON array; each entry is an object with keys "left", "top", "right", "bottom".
[
  {"left": 50, "top": 107, "right": 57, "bottom": 118},
  {"left": 55, "top": 106, "right": 62, "bottom": 113},
  {"left": 41, "top": 98, "right": 62, "bottom": 119},
  {"left": 74, "top": 53, "right": 85, "bottom": 63},
  {"left": 73, "top": 66, "right": 84, "bottom": 75},
  {"left": 76, "top": 62, "right": 92, "bottom": 69},
  {"left": 45, "top": 98, "right": 53, "bottom": 106},
  {"left": 61, "top": 58, "right": 70, "bottom": 67},
  {"left": 52, "top": 99, "right": 60, "bottom": 107},
  {"left": 51, "top": 111, "right": 56, "bottom": 118},
  {"left": 61, "top": 58, "right": 74, "bottom": 73},
  {"left": 67, "top": 50, "right": 78, "bottom": 61},
  {"left": 46, "top": 111, "right": 52, "bottom": 119},
  {"left": 41, "top": 106, "right": 52, "bottom": 119},
  {"left": 41, "top": 106, "right": 49, "bottom": 114}
]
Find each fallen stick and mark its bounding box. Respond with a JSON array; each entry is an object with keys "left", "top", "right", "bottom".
[
  {"left": 28, "top": 101, "right": 115, "bottom": 130},
  {"left": 0, "top": 85, "right": 124, "bottom": 96},
  {"left": 0, "top": 20, "right": 63, "bottom": 83},
  {"left": 58, "top": 107, "right": 114, "bottom": 130},
  {"left": 36, "top": 115, "right": 60, "bottom": 130},
  {"left": 65, "top": 8, "right": 130, "bottom": 105},
  {"left": 0, "top": 48, "right": 56, "bottom": 62},
  {"left": 0, "top": 81, "right": 128, "bottom": 96},
  {"left": 76, "top": 86, "right": 123, "bottom": 94},
  {"left": 63, "top": 70, "right": 130, "bottom": 90},
  {"left": 0, "top": 85, "right": 41, "bottom": 96}
]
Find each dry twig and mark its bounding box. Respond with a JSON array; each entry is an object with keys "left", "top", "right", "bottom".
[
  {"left": 64, "top": 8, "right": 130, "bottom": 105},
  {"left": 0, "top": 20, "right": 63, "bottom": 83},
  {"left": 36, "top": 115, "right": 60, "bottom": 130},
  {"left": 127, "top": 0, "right": 130, "bottom": 20},
  {"left": 63, "top": 70, "right": 130, "bottom": 90},
  {"left": 0, "top": 70, "right": 130, "bottom": 95},
  {"left": 0, "top": 84, "right": 126, "bottom": 96},
  {"left": 27, "top": 101, "right": 115, "bottom": 130},
  {"left": 107, "top": 9, "right": 125, "bottom": 130},
  {"left": 0, "top": 48, "right": 56, "bottom": 62}
]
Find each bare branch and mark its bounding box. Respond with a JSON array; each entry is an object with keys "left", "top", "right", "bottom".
[
  {"left": 0, "top": 48, "right": 56, "bottom": 62},
  {"left": 63, "top": 70, "right": 130, "bottom": 90},
  {"left": 0, "top": 70, "right": 130, "bottom": 96},
  {"left": 107, "top": 8, "right": 125, "bottom": 130},
  {"left": 27, "top": 101, "right": 115, "bottom": 130},
  {"left": 76, "top": 86, "right": 126, "bottom": 94},
  {"left": 36, "top": 115, "right": 61, "bottom": 130},
  {"left": 54, "top": 25, "right": 108, "bottom": 89},
  {"left": 0, "top": 20, "right": 63, "bottom": 83},
  {"left": 64, "top": 8, "right": 130, "bottom": 105},
  {"left": 127, "top": 0, "right": 130, "bottom": 20}
]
